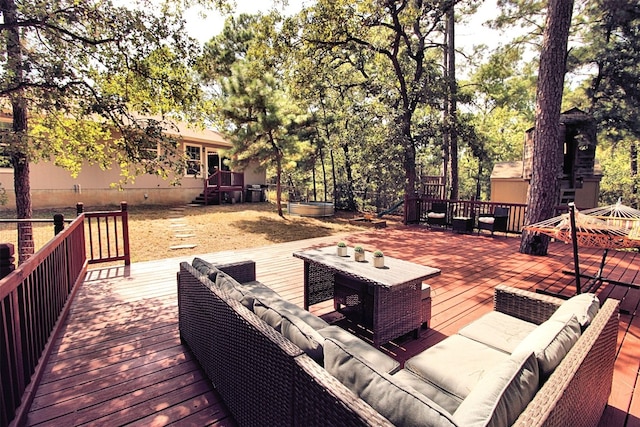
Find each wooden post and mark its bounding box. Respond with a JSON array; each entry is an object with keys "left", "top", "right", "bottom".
[
  {"left": 53, "top": 213, "right": 64, "bottom": 235},
  {"left": 76, "top": 202, "right": 84, "bottom": 215},
  {"left": 120, "top": 202, "right": 131, "bottom": 265},
  {"left": 569, "top": 203, "right": 582, "bottom": 294},
  {"left": 0, "top": 243, "right": 16, "bottom": 278}
]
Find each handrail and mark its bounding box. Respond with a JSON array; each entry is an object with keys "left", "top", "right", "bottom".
[
  {"left": 203, "top": 170, "right": 245, "bottom": 205},
  {"left": 404, "top": 196, "right": 528, "bottom": 234},
  {"left": 77, "top": 201, "right": 131, "bottom": 265},
  {"left": 0, "top": 215, "right": 87, "bottom": 427}
]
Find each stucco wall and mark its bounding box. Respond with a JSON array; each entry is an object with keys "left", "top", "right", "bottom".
[{"left": 0, "top": 159, "right": 266, "bottom": 210}]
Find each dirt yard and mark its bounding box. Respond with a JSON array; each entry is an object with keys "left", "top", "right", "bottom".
[
  {"left": 0, "top": 202, "right": 402, "bottom": 263},
  {"left": 127, "top": 202, "right": 372, "bottom": 263}
]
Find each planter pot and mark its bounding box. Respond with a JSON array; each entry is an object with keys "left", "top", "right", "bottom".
[
  {"left": 337, "top": 246, "right": 348, "bottom": 257},
  {"left": 354, "top": 252, "right": 365, "bottom": 262},
  {"left": 373, "top": 256, "right": 385, "bottom": 268}
]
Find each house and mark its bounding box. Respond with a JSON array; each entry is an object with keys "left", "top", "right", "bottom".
[
  {"left": 490, "top": 108, "right": 602, "bottom": 210},
  {"left": 0, "top": 115, "right": 266, "bottom": 209}
]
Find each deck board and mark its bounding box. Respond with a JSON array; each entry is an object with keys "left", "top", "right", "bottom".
[{"left": 24, "top": 224, "right": 640, "bottom": 426}]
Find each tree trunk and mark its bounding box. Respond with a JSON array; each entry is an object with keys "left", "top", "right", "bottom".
[
  {"left": 446, "top": 6, "right": 459, "bottom": 200},
  {"left": 2, "top": 0, "right": 34, "bottom": 263},
  {"left": 632, "top": 143, "right": 638, "bottom": 209},
  {"left": 520, "top": 0, "right": 574, "bottom": 255}
]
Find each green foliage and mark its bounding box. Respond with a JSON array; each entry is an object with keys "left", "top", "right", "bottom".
[{"left": 0, "top": 0, "right": 223, "bottom": 186}]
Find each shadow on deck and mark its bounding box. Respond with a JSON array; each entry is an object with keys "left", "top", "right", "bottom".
[{"left": 24, "top": 225, "right": 640, "bottom": 426}]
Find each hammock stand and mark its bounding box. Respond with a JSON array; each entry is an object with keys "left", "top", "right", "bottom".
[{"left": 524, "top": 201, "right": 640, "bottom": 296}]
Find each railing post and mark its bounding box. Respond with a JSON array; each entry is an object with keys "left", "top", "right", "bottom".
[
  {"left": 53, "top": 214, "right": 65, "bottom": 235},
  {"left": 120, "top": 201, "right": 131, "bottom": 265},
  {"left": 0, "top": 243, "right": 16, "bottom": 278},
  {"left": 76, "top": 202, "right": 84, "bottom": 216}
]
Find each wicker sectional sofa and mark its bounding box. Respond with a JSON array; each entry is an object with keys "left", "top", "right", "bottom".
[{"left": 177, "top": 258, "right": 619, "bottom": 427}]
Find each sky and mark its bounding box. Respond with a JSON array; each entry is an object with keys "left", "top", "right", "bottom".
[{"left": 183, "top": 0, "right": 504, "bottom": 51}]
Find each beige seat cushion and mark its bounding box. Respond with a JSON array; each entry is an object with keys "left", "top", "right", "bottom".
[
  {"left": 478, "top": 217, "right": 496, "bottom": 224},
  {"left": 428, "top": 212, "right": 446, "bottom": 219},
  {"left": 324, "top": 338, "right": 457, "bottom": 427},
  {"left": 404, "top": 334, "right": 510, "bottom": 412},
  {"left": 458, "top": 311, "right": 537, "bottom": 353},
  {"left": 453, "top": 351, "right": 539, "bottom": 427}
]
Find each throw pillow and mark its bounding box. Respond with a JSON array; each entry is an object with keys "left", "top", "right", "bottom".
[
  {"left": 453, "top": 351, "right": 539, "bottom": 427},
  {"left": 512, "top": 313, "right": 581, "bottom": 378},
  {"left": 281, "top": 313, "right": 324, "bottom": 362},
  {"left": 191, "top": 257, "right": 218, "bottom": 281}
]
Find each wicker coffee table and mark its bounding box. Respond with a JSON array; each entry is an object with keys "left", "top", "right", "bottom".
[{"left": 293, "top": 247, "right": 440, "bottom": 346}]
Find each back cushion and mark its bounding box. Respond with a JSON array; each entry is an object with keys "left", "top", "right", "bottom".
[
  {"left": 318, "top": 326, "right": 400, "bottom": 374},
  {"left": 281, "top": 314, "right": 324, "bottom": 362},
  {"left": 192, "top": 257, "right": 218, "bottom": 281},
  {"left": 324, "top": 338, "right": 457, "bottom": 427},
  {"left": 452, "top": 351, "right": 539, "bottom": 427},
  {"left": 216, "top": 273, "right": 255, "bottom": 309},
  {"left": 512, "top": 313, "right": 581, "bottom": 378},
  {"left": 550, "top": 293, "right": 599, "bottom": 329}
]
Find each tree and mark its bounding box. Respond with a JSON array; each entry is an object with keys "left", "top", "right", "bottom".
[
  {"left": 572, "top": 0, "right": 640, "bottom": 207},
  {"left": 299, "top": 0, "right": 452, "bottom": 198},
  {"left": 0, "top": 0, "right": 221, "bottom": 262},
  {"left": 519, "top": 0, "right": 575, "bottom": 255},
  {"left": 200, "top": 13, "right": 313, "bottom": 217}
]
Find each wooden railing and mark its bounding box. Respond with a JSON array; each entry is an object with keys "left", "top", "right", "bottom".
[
  {"left": 204, "top": 170, "right": 244, "bottom": 204},
  {"left": 0, "top": 215, "right": 87, "bottom": 427},
  {"left": 404, "top": 196, "right": 528, "bottom": 234},
  {"left": 77, "top": 201, "right": 131, "bottom": 265}
]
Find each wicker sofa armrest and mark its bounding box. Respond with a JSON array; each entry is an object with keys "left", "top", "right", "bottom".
[
  {"left": 215, "top": 260, "right": 256, "bottom": 283},
  {"left": 514, "top": 297, "right": 619, "bottom": 427},
  {"left": 494, "top": 284, "right": 565, "bottom": 325}
]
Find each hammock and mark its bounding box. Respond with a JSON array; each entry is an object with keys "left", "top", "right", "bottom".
[
  {"left": 524, "top": 200, "right": 640, "bottom": 295},
  {"left": 524, "top": 201, "right": 640, "bottom": 250}
]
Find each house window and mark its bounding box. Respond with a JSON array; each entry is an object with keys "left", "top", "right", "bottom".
[
  {"left": 140, "top": 140, "right": 159, "bottom": 161},
  {"left": 185, "top": 144, "right": 202, "bottom": 176}
]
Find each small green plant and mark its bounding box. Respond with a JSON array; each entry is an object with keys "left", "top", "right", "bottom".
[
  {"left": 373, "top": 250, "right": 384, "bottom": 257},
  {"left": 337, "top": 241, "right": 347, "bottom": 247},
  {"left": 354, "top": 245, "right": 364, "bottom": 253}
]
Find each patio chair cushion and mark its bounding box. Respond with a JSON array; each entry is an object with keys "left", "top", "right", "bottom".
[
  {"left": 512, "top": 313, "right": 581, "bottom": 378},
  {"left": 404, "top": 334, "right": 510, "bottom": 412},
  {"left": 551, "top": 293, "right": 600, "bottom": 329},
  {"left": 427, "top": 212, "right": 446, "bottom": 219},
  {"left": 318, "top": 325, "right": 400, "bottom": 374},
  {"left": 478, "top": 217, "right": 495, "bottom": 224},
  {"left": 324, "top": 338, "right": 457, "bottom": 427},
  {"left": 452, "top": 351, "right": 539, "bottom": 427},
  {"left": 458, "top": 311, "right": 538, "bottom": 353}
]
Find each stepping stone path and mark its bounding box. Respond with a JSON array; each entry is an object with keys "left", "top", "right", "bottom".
[{"left": 168, "top": 206, "right": 198, "bottom": 250}]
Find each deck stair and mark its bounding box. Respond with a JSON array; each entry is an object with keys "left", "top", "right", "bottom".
[{"left": 190, "top": 170, "right": 245, "bottom": 205}]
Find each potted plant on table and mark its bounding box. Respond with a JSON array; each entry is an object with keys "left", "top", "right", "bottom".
[
  {"left": 337, "top": 241, "right": 348, "bottom": 256},
  {"left": 373, "top": 250, "right": 385, "bottom": 268},
  {"left": 353, "top": 245, "right": 365, "bottom": 262}
]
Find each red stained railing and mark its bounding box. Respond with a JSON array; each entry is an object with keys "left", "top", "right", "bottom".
[
  {"left": 404, "top": 196, "right": 528, "bottom": 234},
  {"left": 78, "top": 201, "right": 131, "bottom": 266},
  {"left": 0, "top": 214, "right": 87, "bottom": 427}
]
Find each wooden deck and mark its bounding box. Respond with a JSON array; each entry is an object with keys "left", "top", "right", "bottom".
[{"left": 24, "top": 224, "right": 640, "bottom": 426}]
